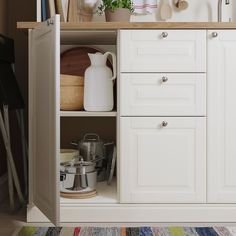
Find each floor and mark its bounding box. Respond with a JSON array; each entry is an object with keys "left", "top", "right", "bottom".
[
  {"left": 1, "top": 199, "right": 236, "bottom": 236},
  {"left": 0, "top": 199, "right": 26, "bottom": 236},
  {"left": 0, "top": 207, "right": 25, "bottom": 236}
]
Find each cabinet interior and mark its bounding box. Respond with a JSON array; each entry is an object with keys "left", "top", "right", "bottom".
[
  {"left": 60, "top": 117, "right": 117, "bottom": 204},
  {"left": 59, "top": 30, "right": 118, "bottom": 204},
  {"left": 60, "top": 117, "right": 116, "bottom": 148},
  {"left": 61, "top": 30, "right": 117, "bottom": 45}
]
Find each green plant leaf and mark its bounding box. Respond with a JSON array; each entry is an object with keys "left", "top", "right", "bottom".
[{"left": 98, "top": 0, "right": 134, "bottom": 14}]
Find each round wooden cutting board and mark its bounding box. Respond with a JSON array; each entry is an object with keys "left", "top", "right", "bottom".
[
  {"left": 60, "top": 190, "right": 97, "bottom": 199},
  {"left": 61, "top": 46, "right": 113, "bottom": 76}
]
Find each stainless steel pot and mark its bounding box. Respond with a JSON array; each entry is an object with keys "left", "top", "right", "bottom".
[
  {"left": 60, "top": 157, "right": 97, "bottom": 193},
  {"left": 71, "top": 133, "right": 114, "bottom": 182},
  {"left": 71, "top": 133, "right": 113, "bottom": 161}
]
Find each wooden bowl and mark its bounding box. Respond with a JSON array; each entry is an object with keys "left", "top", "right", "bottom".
[
  {"left": 60, "top": 149, "right": 79, "bottom": 163},
  {"left": 60, "top": 74, "right": 84, "bottom": 111}
]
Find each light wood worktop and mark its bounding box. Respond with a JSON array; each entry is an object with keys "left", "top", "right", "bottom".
[{"left": 17, "top": 21, "right": 236, "bottom": 30}]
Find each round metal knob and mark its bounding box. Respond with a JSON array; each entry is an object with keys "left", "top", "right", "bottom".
[
  {"left": 161, "top": 32, "right": 168, "bottom": 38},
  {"left": 161, "top": 121, "right": 168, "bottom": 127},
  {"left": 162, "top": 76, "right": 168, "bottom": 83},
  {"left": 212, "top": 32, "right": 218, "bottom": 38}
]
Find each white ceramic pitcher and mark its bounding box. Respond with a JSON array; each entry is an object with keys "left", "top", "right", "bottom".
[{"left": 84, "top": 52, "right": 116, "bottom": 111}]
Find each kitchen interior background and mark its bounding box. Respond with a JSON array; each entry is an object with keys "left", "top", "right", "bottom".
[
  {"left": 0, "top": 0, "right": 235, "bottom": 199},
  {"left": 0, "top": 0, "right": 35, "bottom": 197},
  {"left": 93, "top": 0, "right": 236, "bottom": 22}
]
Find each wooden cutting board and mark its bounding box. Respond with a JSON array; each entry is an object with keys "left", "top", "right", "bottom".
[
  {"left": 61, "top": 46, "right": 113, "bottom": 76},
  {"left": 60, "top": 190, "right": 97, "bottom": 199}
]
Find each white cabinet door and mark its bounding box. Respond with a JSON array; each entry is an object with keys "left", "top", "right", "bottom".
[
  {"left": 120, "top": 117, "right": 206, "bottom": 203},
  {"left": 30, "top": 15, "right": 60, "bottom": 225},
  {"left": 208, "top": 30, "right": 236, "bottom": 203},
  {"left": 120, "top": 73, "right": 206, "bottom": 116},
  {"left": 120, "top": 30, "right": 206, "bottom": 73}
]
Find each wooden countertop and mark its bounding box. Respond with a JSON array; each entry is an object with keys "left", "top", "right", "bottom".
[{"left": 17, "top": 21, "right": 236, "bottom": 30}]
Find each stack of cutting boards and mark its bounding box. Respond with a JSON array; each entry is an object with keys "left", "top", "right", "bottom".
[{"left": 41, "top": 0, "right": 77, "bottom": 22}]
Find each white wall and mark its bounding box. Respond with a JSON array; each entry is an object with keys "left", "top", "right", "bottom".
[
  {"left": 131, "top": 0, "right": 233, "bottom": 22},
  {"left": 94, "top": 0, "right": 235, "bottom": 22}
]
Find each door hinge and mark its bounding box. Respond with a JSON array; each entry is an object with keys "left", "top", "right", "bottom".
[{"left": 47, "top": 19, "right": 54, "bottom": 26}]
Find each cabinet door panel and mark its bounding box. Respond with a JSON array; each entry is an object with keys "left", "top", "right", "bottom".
[
  {"left": 208, "top": 30, "right": 236, "bottom": 203},
  {"left": 120, "top": 30, "right": 206, "bottom": 73},
  {"left": 120, "top": 117, "right": 206, "bottom": 203},
  {"left": 120, "top": 73, "right": 206, "bottom": 116},
  {"left": 30, "top": 15, "right": 60, "bottom": 225}
]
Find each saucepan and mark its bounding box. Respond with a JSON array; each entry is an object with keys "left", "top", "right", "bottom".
[
  {"left": 70, "top": 133, "right": 114, "bottom": 161},
  {"left": 60, "top": 156, "right": 103, "bottom": 193},
  {"left": 71, "top": 133, "right": 114, "bottom": 181}
]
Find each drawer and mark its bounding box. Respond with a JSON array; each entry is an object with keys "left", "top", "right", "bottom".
[
  {"left": 120, "top": 117, "right": 206, "bottom": 203},
  {"left": 120, "top": 73, "right": 206, "bottom": 116},
  {"left": 120, "top": 30, "right": 206, "bottom": 73}
]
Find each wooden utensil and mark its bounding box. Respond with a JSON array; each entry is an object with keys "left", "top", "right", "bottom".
[
  {"left": 68, "top": 0, "right": 79, "bottom": 22},
  {"left": 60, "top": 190, "right": 97, "bottom": 199},
  {"left": 160, "top": 0, "right": 172, "bottom": 21},
  {"left": 174, "top": 0, "right": 189, "bottom": 10}
]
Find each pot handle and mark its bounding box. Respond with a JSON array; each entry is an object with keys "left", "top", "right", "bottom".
[
  {"left": 70, "top": 141, "right": 78, "bottom": 147},
  {"left": 80, "top": 174, "right": 89, "bottom": 189},
  {"left": 104, "top": 52, "right": 116, "bottom": 81},
  {"left": 60, "top": 173, "right": 66, "bottom": 182},
  {"left": 83, "top": 133, "right": 100, "bottom": 141},
  {"left": 91, "top": 156, "right": 105, "bottom": 163},
  {"left": 104, "top": 141, "right": 114, "bottom": 146}
]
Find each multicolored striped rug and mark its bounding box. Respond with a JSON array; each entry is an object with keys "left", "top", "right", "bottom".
[{"left": 14, "top": 227, "right": 236, "bottom": 236}]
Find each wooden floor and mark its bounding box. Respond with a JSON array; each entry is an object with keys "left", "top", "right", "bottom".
[{"left": 0, "top": 202, "right": 26, "bottom": 236}]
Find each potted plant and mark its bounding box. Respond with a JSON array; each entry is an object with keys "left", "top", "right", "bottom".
[{"left": 98, "top": 0, "right": 134, "bottom": 22}]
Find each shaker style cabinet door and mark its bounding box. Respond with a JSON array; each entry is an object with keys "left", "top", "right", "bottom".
[
  {"left": 120, "top": 30, "right": 206, "bottom": 73},
  {"left": 208, "top": 30, "right": 236, "bottom": 203},
  {"left": 120, "top": 73, "right": 206, "bottom": 116},
  {"left": 29, "top": 15, "right": 60, "bottom": 225},
  {"left": 120, "top": 117, "right": 206, "bottom": 203}
]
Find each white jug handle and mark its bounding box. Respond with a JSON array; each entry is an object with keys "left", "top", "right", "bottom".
[{"left": 104, "top": 52, "right": 116, "bottom": 80}]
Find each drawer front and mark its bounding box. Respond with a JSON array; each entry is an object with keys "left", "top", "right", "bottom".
[
  {"left": 120, "top": 30, "right": 206, "bottom": 72},
  {"left": 120, "top": 117, "right": 206, "bottom": 203},
  {"left": 120, "top": 73, "right": 206, "bottom": 116}
]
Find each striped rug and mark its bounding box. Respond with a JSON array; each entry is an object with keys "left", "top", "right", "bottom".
[{"left": 14, "top": 227, "right": 236, "bottom": 236}]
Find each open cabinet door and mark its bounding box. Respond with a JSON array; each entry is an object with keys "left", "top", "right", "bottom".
[{"left": 30, "top": 15, "right": 60, "bottom": 225}]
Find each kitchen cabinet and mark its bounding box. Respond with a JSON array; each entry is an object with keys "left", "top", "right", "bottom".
[
  {"left": 22, "top": 17, "right": 236, "bottom": 224},
  {"left": 119, "top": 29, "right": 206, "bottom": 204},
  {"left": 207, "top": 30, "right": 236, "bottom": 203},
  {"left": 29, "top": 16, "right": 118, "bottom": 225},
  {"left": 120, "top": 117, "right": 206, "bottom": 203}
]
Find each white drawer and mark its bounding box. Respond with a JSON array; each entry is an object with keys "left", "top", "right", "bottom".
[
  {"left": 120, "top": 30, "right": 206, "bottom": 73},
  {"left": 120, "top": 73, "right": 206, "bottom": 116}
]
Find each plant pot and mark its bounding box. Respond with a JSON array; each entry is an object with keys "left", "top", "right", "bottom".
[{"left": 105, "top": 8, "right": 131, "bottom": 22}]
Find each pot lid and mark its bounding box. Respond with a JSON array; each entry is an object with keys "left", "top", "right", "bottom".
[
  {"left": 81, "top": 133, "right": 102, "bottom": 143},
  {"left": 60, "top": 157, "right": 95, "bottom": 168}
]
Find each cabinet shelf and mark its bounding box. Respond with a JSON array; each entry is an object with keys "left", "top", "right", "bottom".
[
  {"left": 60, "top": 111, "right": 117, "bottom": 117},
  {"left": 60, "top": 179, "right": 117, "bottom": 204}
]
